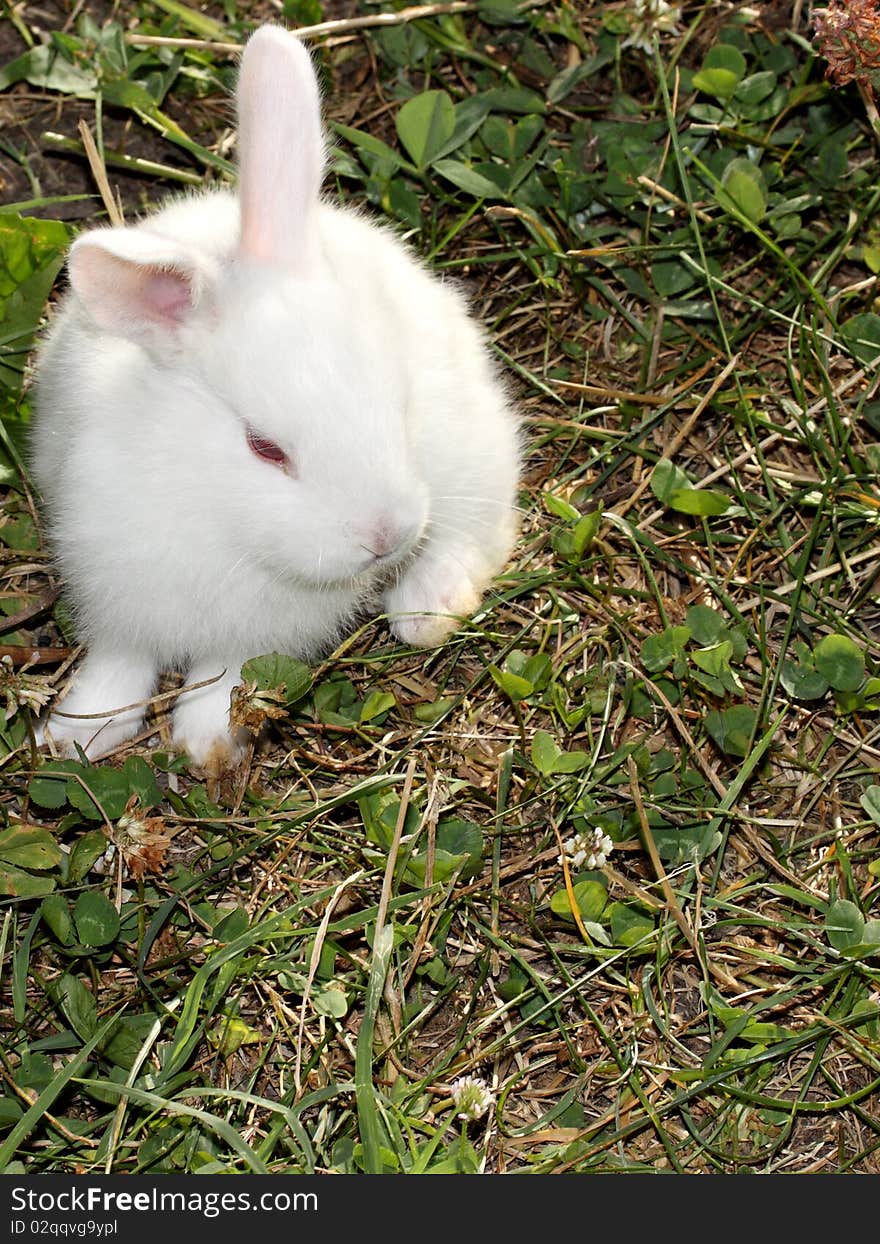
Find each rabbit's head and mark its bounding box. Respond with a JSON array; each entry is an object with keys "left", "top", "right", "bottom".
[{"left": 64, "top": 26, "right": 429, "bottom": 588}]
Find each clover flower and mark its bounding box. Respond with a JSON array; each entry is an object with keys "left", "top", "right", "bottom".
[
  {"left": 814, "top": 0, "right": 880, "bottom": 91},
  {"left": 450, "top": 1076, "right": 495, "bottom": 1122},
  {"left": 621, "top": 0, "right": 682, "bottom": 53},
  {"left": 110, "top": 811, "right": 174, "bottom": 879},
  {"left": 0, "top": 654, "right": 54, "bottom": 720},
  {"left": 560, "top": 826, "right": 614, "bottom": 871}
]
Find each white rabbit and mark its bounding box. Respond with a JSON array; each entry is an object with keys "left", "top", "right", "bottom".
[{"left": 31, "top": 24, "right": 520, "bottom": 771}]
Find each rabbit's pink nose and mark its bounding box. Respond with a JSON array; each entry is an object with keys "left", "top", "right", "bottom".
[
  {"left": 365, "top": 519, "right": 405, "bottom": 559},
  {"left": 362, "top": 514, "right": 421, "bottom": 564},
  {"left": 368, "top": 523, "right": 396, "bottom": 558}
]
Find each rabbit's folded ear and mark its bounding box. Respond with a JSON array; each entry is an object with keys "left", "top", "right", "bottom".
[
  {"left": 69, "top": 228, "right": 216, "bottom": 341},
  {"left": 236, "top": 25, "right": 325, "bottom": 271}
]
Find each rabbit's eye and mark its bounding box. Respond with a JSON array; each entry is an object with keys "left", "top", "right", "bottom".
[{"left": 246, "top": 426, "right": 289, "bottom": 468}]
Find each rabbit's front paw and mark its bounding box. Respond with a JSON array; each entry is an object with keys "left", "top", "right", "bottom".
[
  {"left": 37, "top": 712, "right": 139, "bottom": 759},
  {"left": 37, "top": 650, "right": 155, "bottom": 759},
  {"left": 385, "top": 556, "right": 481, "bottom": 648},
  {"left": 172, "top": 725, "right": 250, "bottom": 777},
  {"left": 172, "top": 662, "right": 251, "bottom": 774}
]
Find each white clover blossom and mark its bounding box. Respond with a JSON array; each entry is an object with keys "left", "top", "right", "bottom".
[
  {"left": 450, "top": 1076, "right": 494, "bottom": 1122},
  {"left": 621, "top": 0, "right": 682, "bottom": 53},
  {"left": 0, "top": 654, "right": 55, "bottom": 719},
  {"left": 560, "top": 826, "right": 614, "bottom": 871}
]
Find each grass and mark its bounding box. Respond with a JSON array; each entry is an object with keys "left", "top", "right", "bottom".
[{"left": 1, "top": 0, "right": 880, "bottom": 1175}]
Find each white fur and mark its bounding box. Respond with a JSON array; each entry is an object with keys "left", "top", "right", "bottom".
[{"left": 31, "top": 25, "right": 520, "bottom": 768}]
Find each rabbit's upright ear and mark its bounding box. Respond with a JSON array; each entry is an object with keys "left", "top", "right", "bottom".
[
  {"left": 236, "top": 26, "right": 325, "bottom": 271},
  {"left": 69, "top": 228, "right": 215, "bottom": 342}
]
